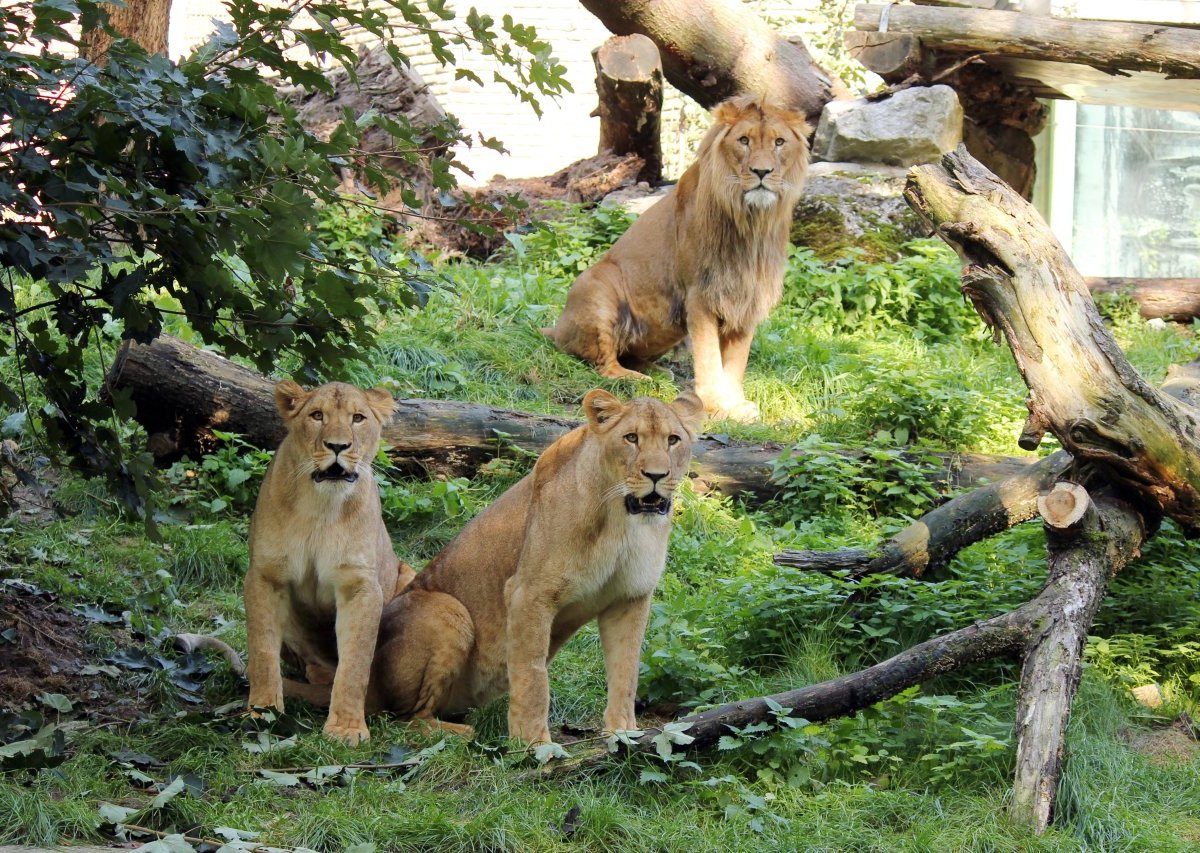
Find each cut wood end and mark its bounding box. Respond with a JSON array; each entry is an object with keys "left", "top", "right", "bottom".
[{"left": 1038, "top": 482, "right": 1090, "bottom": 528}]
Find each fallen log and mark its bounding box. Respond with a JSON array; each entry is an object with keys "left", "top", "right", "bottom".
[
  {"left": 592, "top": 34, "right": 663, "bottom": 184},
  {"left": 103, "top": 334, "right": 1038, "bottom": 501},
  {"left": 854, "top": 5, "right": 1200, "bottom": 78},
  {"left": 1085, "top": 277, "right": 1200, "bottom": 321}
]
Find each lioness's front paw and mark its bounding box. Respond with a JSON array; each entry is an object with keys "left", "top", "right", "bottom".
[
  {"left": 247, "top": 691, "right": 285, "bottom": 713},
  {"left": 712, "top": 400, "right": 760, "bottom": 423},
  {"left": 323, "top": 716, "right": 370, "bottom": 746}
]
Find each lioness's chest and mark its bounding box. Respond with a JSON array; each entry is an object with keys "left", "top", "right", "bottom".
[{"left": 560, "top": 519, "right": 670, "bottom": 615}]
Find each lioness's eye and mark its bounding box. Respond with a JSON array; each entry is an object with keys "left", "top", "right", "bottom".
[
  {"left": 668, "top": 435, "right": 681, "bottom": 446},
  {"left": 775, "top": 137, "right": 785, "bottom": 147},
  {"left": 310, "top": 411, "right": 323, "bottom": 422},
  {"left": 738, "top": 135, "right": 750, "bottom": 146},
  {"left": 624, "top": 433, "right": 638, "bottom": 444},
  {"left": 352, "top": 413, "right": 366, "bottom": 424}
]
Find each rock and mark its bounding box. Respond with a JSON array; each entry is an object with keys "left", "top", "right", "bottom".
[
  {"left": 600, "top": 182, "right": 671, "bottom": 216},
  {"left": 791, "top": 162, "right": 931, "bottom": 260},
  {"left": 813, "top": 85, "right": 964, "bottom": 167}
]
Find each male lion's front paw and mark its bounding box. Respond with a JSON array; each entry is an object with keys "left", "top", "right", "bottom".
[
  {"left": 247, "top": 690, "right": 285, "bottom": 713},
  {"left": 323, "top": 716, "right": 370, "bottom": 746},
  {"left": 712, "top": 399, "right": 760, "bottom": 423}
]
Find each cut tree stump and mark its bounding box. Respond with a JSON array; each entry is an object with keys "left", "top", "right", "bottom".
[
  {"left": 578, "top": 0, "right": 838, "bottom": 125},
  {"left": 592, "top": 34, "right": 664, "bottom": 184},
  {"left": 103, "top": 334, "right": 1038, "bottom": 501}
]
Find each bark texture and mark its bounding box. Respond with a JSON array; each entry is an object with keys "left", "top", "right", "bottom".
[
  {"left": 905, "top": 147, "right": 1200, "bottom": 532},
  {"left": 82, "top": 0, "right": 171, "bottom": 63},
  {"left": 1009, "top": 486, "right": 1145, "bottom": 831},
  {"left": 578, "top": 0, "right": 837, "bottom": 125},
  {"left": 593, "top": 34, "right": 664, "bottom": 183}
]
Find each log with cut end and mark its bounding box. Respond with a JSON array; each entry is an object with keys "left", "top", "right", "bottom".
[
  {"left": 1085, "top": 277, "right": 1200, "bottom": 321},
  {"left": 592, "top": 34, "right": 663, "bottom": 184}
]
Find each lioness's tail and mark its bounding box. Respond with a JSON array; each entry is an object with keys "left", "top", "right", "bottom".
[
  {"left": 539, "top": 325, "right": 558, "bottom": 342},
  {"left": 175, "top": 633, "right": 246, "bottom": 676},
  {"left": 173, "top": 633, "right": 333, "bottom": 707}
]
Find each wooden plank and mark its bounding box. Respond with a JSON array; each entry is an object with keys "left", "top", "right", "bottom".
[
  {"left": 912, "top": 0, "right": 1005, "bottom": 8},
  {"left": 844, "top": 31, "right": 923, "bottom": 77},
  {"left": 854, "top": 4, "right": 1200, "bottom": 78}
]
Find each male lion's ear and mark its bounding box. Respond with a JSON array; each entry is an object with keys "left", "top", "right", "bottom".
[
  {"left": 583, "top": 389, "right": 624, "bottom": 428},
  {"left": 669, "top": 390, "right": 706, "bottom": 436},
  {"left": 712, "top": 99, "right": 746, "bottom": 127},
  {"left": 274, "top": 380, "right": 310, "bottom": 420},
  {"left": 364, "top": 387, "right": 397, "bottom": 424}
]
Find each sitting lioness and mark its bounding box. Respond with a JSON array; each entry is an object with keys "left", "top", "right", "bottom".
[
  {"left": 243, "top": 380, "right": 414, "bottom": 745},
  {"left": 189, "top": 389, "right": 702, "bottom": 744},
  {"left": 542, "top": 95, "right": 811, "bottom": 422},
  {"left": 366, "top": 388, "right": 703, "bottom": 743}
]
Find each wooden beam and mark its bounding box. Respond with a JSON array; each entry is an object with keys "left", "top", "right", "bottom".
[{"left": 854, "top": 4, "right": 1200, "bottom": 78}]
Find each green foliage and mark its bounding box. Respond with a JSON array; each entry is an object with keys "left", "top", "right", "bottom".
[
  {"left": 0, "top": 0, "right": 567, "bottom": 513},
  {"left": 781, "top": 240, "right": 977, "bottom": 342},
  {"left": 162, "top": 431, "right": 272, "bottom": 519}
]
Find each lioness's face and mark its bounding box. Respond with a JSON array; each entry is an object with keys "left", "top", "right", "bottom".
[
  {"left": 274, "top": 380, "right": 396, "bottom": 487},
  {"left": 584, "top": 389, "right": 705, "bottom": 517},
  {"left": 713, "top": 99, "right": 811, "bottom": 210}
]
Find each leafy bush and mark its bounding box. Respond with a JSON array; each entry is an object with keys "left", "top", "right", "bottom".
[{"left": 0, "top": 0, "right": 566, "bottom": 511}]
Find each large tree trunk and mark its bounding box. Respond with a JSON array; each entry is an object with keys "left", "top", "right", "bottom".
[
  {"left": 592, "top": 35, "right": 664, "bottom": 184},
  {"left": 578, "top": 0, "right": 838, "bottom": 125},
  {"left": 82, "top": 0, "right": 172, "bottom": 63},
  {"left": 906, "top": 147, "right": 1200, "bottom": 532},
  {"left": 104, "top": 334, "right": 1039, "bottom": 500}
]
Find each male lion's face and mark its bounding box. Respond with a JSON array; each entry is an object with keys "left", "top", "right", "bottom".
[
  {"left": 584, "top": 389, "right": 705, "bottom": 517},
  {"left": 712, "top": 98, "right": 811, "bottom": 211},
  {"left": 274, "top": 380, "right": 396, "bottom": 488}
]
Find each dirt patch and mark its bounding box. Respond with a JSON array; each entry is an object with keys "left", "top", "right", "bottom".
[
  {"left": 1126, "top": 719, "right": 1200, "bottom": 766},
  {"left": 0, "top": 582, "right": 139, "bottom": 721}
]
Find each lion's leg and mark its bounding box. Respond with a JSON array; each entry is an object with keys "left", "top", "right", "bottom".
[
  {"left": 597, "top": 595, "right": 653, "bottom": 734},
  {"left": 505, "top": 581, "right": 556, "bottom": 745},
  {"left": 717, "top": 330, "right": 760, "bottom": 423},
  {"left": 324, "top": 568, "right": 385, "bottom": 746},
  {"left": 372, "top": 590, "right": 474, "bottom": 736},
  {"left": 244, "top": 567, "right": 288, "bottom": 712},
  {"left": 687, "top": 306, "right": 739, "bottom": 418},
  {"left": 546, "top": 267, "right": 651, "bottom": 381}
]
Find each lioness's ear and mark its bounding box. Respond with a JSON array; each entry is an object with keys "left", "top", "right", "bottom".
[
  {"left": 364, "top": 387, "right": 396, "bottom": 424},
  {"left": 274, "top": 380, "right": 310, "bottom": 420},
  {"left": 583, "top": 389, "right": 624, "bottom": 428},
  {"left": 669, "top": 390, "right": 706, "bottom": 436}
]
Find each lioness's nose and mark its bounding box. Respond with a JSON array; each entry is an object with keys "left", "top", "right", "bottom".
[
  {"left": 643, "top": 470, "right": 667, "bottom": 484},
  {"left": 325, "top": 441, "right": 351, "bottom": 454},
  {"left": 751, "top": 166, "right": 772, "bottom": 179}
]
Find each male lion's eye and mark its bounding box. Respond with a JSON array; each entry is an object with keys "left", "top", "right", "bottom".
[
  {"left": 310, "top": 411, "right": 323, "bottom": 422},
  {"left": 738, "top": 135, "right": 750, "bottom": 146},
  {"left": 775, "top": 137, "right": 785, "bottom": 147},
  {"left": 352, "top": 413, "right": 366, "bottom": 424},
  {"left": 624, "top": 433, "right": 638, "bottom": 444},
  {"left": 668, "top": 435, "right": 681, "bottom": 446}
]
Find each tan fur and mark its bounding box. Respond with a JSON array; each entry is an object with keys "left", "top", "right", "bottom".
[
  {"left": 543, "top": 95, "right": 811, "bottom": 422},
  {"left": 258, "top": 390, "right": 704, "bottom": 743},
  {"left": 243, "top": 380, "right": 415, "bottom": 746}
]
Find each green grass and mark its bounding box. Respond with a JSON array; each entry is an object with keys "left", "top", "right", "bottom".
[{"left": 2, "top": 210, "right": 1199, "bottom": 851}]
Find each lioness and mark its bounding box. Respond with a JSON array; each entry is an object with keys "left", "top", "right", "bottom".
[
  {"left": 243, "top": 380, "right": 414, "bottom": 745},
  {"left": 542, "top": 95, "right": 811, "bottom": 422},
  {"left": 189, "top": 389, "right": 702, "bottom": 744}
]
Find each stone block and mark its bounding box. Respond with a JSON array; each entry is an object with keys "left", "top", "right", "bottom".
[{"left": 813, "top": 85, "right": 964, "bottom": 167}]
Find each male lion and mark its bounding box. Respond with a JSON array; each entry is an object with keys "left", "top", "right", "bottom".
[
  {"left": 542, "top": 95, "right": 810, "bottom": 422},
  {"left": 189, "top": 389, "right": 703, "bottom": 745},
  {"left": 242, "top": 380, "right": 414, "bottom": 745}
]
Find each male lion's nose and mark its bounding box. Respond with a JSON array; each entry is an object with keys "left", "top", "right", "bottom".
[
  {"left": 643, "top": 470, "right": 667, "bottom": 485},
  {"left": 324, "top": 441, "right": 351, "bottom": 455},
  {"left": 750, "top": 166, "right": 772, "bottom": 180}
]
